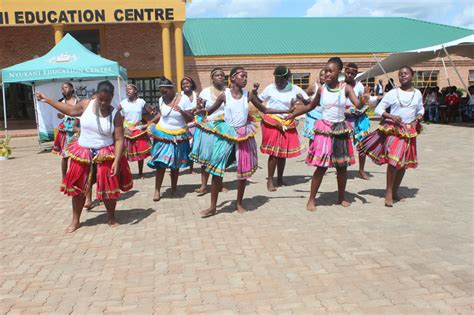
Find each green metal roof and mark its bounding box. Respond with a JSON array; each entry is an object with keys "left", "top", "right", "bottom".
[{"left": 183, "top": 17, "right": 474, "bottom": 56}]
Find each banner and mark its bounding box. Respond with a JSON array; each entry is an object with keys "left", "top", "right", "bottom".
[{"left": 35, "top": 79, "right": 127, "bottom": 142}]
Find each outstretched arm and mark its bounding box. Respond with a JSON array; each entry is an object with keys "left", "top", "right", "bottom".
[{"left": 36, "top": 92, "right": 86, "bottom": 117}]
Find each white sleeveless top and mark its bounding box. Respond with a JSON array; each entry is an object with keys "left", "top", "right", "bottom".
[
  {"left": 344, "top": 82, "right": 364, "bottom": 109},
  {"left": 199, "top": 86, "right": 226, "bottom": 121},
  {"left": 120, "top": 97, "right": 146, "bottom": 123},
  {"left": 157, "top": 95, "right": 193, "bottom": 130},
  {"left": 224, "top": 89, "right": 249, "bottom": 128},
  {"left": 320, "top": 84, "right": 348, "bottom": 123},
  {"left": 79, "top": 99, "right": 117, "bottom": 149},
  {"left": 181, "top": 91, "right": 197, "bottom": 109}
]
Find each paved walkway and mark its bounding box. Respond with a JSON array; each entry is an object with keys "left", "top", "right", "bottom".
[{"left": 0, "top": 123, "right": 473, "bottom": 314}]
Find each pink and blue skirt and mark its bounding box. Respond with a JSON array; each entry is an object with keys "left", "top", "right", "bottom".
[
  {"left": 302, "top": 108, "right": 323, "bottom": 140},
  {"left": 306, "top": 119, "right": 355, "bottom": 168},
  {"left": 190, "top": 115, "right": 258, "bottom": 180},
  {"left": 52, "top": 118, "right": 77, "bottom": 158}
]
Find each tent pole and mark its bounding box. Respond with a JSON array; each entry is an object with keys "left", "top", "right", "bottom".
[
  {"left": 441, "top": 58, "right": 451, "bottom": 87},
  {"left": 442, "top": 45, "right": 470, "bottom": 97},
  {"left": 31, "top": 84, "right": 42, "bottom": 148},
  {"left": 1, "top": 83, "right": 7, "bottom": 138}
]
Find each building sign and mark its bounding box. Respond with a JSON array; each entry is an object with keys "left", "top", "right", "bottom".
[{"left": 0, "top": 0, "right": 186, "bottom": 26}]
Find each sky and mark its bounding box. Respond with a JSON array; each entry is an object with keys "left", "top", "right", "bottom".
[{"left": 186, "top": 0, "right": 474, "bottom": 29}]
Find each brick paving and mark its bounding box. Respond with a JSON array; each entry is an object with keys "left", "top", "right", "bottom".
[{"left": 0, "top": 123, "right": 473, "bottom": 314}]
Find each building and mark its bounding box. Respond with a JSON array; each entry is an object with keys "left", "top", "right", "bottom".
[{"left": 1, "top": 0, "right": 473, "bottom": 121}]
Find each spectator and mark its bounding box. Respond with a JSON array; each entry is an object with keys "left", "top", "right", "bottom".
[
  {"left": 425, "top": 87, "right": 439, "bottom": 122},
  {"left": 375, "top": 79, "right": 384, "bottom": 96},
  {"left": 446, "top": 86, "right": 460, "bottom": 123},
  {"left": 464, "top": 86, "right": 474, "bottom": 120},
  {"left": 384, "top": 78, "right": 394, "bottom": 93}
]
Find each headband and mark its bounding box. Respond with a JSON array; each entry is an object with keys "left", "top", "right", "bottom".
[
  {"left": 274, "top": 68, "right": 289, "bottom": 77},
  {"left": 127, "top": 84, "right": 138, "bottom": 90},
  {"left": 231, "top": 70, "right": 247, "bottom": 78},
  {"left": 158, "top": 83, "right": 174, "bottom": 88},
  {"left": 344, "top": 66, "right": 358, "bottom": 72},
  {"left": 211, "top": 68, "right": 224, "bottom": 77}
]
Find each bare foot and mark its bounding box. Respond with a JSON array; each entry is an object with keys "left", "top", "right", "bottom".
[
  {"left": 139, "top": 173, "right": 145, "bottom": 180},
  {"left": 306, "top": 199, "right": 317, "bottom": 211},
  {"left": 65, "top": 222, "right": 80, "bottom": 233},
  {"left": 220, "top": 186, "right": 229, "bottom": 193},
  {"left": 358, "top": 170, "right": 370, "bottom": 180},
  {"left": 200, "top": 207, "right": 217, "bottom": 218},
  {"left": 385, "top": 199, "right": 394, "bottom": 207},
  {"left": 84, "top": 203, "right": 93, "bottom": 210},
  {"left": 195, "top": 187, "right": 208, "bottom": 195},
  {"left": 236, "top": 204, "right": 247, "bottom": 214},
  {"left": 267, "top": 179, "right": 277, "bottom": 192},
  {"left": 340, "top": 200, "right": 351, "bottom": 207},
  {"left": 107, "top": 218, "right": 119, "bottom": 227},
  {"left": 153, "top": 191, "right": 161, "bottom": 202}
]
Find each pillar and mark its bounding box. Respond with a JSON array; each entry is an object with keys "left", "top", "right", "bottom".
[
  {"left": 52, "top": 24, "right": 64, "bottom": 44},
  {"left": 173, "top": 21, "right": 185, "bottom": 91},
  {"left": 161, "top": 22, "right": 172, "bottom": 80}
]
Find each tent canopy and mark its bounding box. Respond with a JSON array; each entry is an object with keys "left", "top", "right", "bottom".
[
  {"left": 1, "top": 33, "right": 127, "bottom": 84},
  {"left": 357, "top": 34, "right": 474, "bottom": 81}
]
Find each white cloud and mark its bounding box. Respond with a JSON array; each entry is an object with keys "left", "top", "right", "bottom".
[
  {"left": 452, "top": 1, "right": 474, "bottom": 29},
  {"left": 187, "top": 0, "right": 282, "bottom": 18},
  {"left": 305, "top": 0, "right": 455, "bottom": 22}
]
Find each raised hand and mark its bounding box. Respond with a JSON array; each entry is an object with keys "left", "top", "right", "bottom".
[
  {"left": 196, "top": 97, "right": 206, "bottom": 109},
  {"left": 252, "top": 83, "right": 260, "bottom": 96},
  {"left": 36, "top": 92, "right": 48, "bottom": 102}
]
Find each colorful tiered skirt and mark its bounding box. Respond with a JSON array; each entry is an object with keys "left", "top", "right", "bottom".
[
  {"left": 306, "top": 119, "right": 355, "bottom": 168},
  {"left": 147, "top": 124, "right": 191, "bottom": 170},
  {"left": 190, "top": 115, "right": 258, "bottom": 180},
  {"left": 52, "top": 118, "right": 77, "bottom": 158},
  {"left": 260, "top": 114, "right": 302, "bottom": 158},
  {"left": 345, "top": 106, "right": 370, "bottom": 146},
  {"left": 302, "top": 108, "right": 323, "bottom": 140},
  {"left": 123, "top": 120, "right": 151, "bottom": 162},
  {"left": 61, "top": 137, "right": 133, "bottom": 200},
  {"left": 357, "top": 118, "right": 420, "bottom": 170}
]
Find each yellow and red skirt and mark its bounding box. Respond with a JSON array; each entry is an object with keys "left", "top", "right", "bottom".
[
  {"left": 123, "top": 120, "right": 151, "bottom": 162},
  {"left": 357, "top": 118, "right": 421, "bottom": 170},
  {"left": 260, "top": 114, "right": 302, "bottom": 158},
  {"left": 61, "top": 137, "right": 133, "bottom": 200}
]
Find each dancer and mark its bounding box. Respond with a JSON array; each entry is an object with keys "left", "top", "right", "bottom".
[
  {"left": 257, "top": 65, "right": 309, "bottom": 191},
  {"left": 190, "top": 68, "right": 228, "bottom": 195},
  {"left": 147, "top": 78, "right": 195, "bottom": 202},
  {"left": 119, "top": 84, "right": 154, "bottom": 178},
  {"left": 343, "top": 62, "right": 376, "bottom": 180},
  {"left": 36, "top": 81, "right": 133, "bottom": 232},
  {"left": 358, "top": 66, "right": 424, "bottom": 207},
  {"left": 194, "top": 66, "right": 293, "bottom": 217},
  {"left": 180, "top": 76, "right": 198, "bottom": 174},
  {"left": 303, "top": 69, "right": 326, "bottom": 146},
  {"left": 287, "top": 57, "right": 369, "bottom": 211},
  {"left": 52, "top": 82, "right": 80, "bottom": 180}
]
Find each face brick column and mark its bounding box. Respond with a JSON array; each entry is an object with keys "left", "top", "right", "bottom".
[
  {"left": 161, "top": 22, "right": 172, "bottom": 80},
  {"left": 173, "top": 21, "right": 185, "bottom": 92}
]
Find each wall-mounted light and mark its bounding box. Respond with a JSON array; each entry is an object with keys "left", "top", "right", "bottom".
[{"left": 123, "top": 52, "right": 130, "bottom": 58}]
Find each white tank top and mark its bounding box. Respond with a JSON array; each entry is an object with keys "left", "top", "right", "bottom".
[
  {"left": 120, "top": 97, "right": 146, "bottom": 123},
  {"left": 181, "top": 91, "right": 197, "bottom": 109},
  {"left": 224, "top": 89, "right": 249, "bottom": 128},
  {"left": 78, "top": 99, "right": 117, "bottom": 149},
  {"left": 320, "top": 83, "right": 347, "bottom": 123}
]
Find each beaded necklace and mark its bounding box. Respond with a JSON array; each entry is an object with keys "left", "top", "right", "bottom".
[
  {"left": 94, "top": 102, "right": 113, "bottom": 136},
  {"left": 161, "top": 95, "right": 178, "bottom": 118},
  {"left": 396, "top": 87, "right": 416, "bottom": 108}
]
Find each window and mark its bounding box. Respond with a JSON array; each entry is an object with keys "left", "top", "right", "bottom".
[
  {"left": 128, "top": 78, "right": 162, "bottom": 105},
  {"left": 360, "top": 78, "right": 375, "bottom": 92},
  {"left": 65, "top": 30, "right": 101, "bottom": 54},
  {"left": 469, "top": 70, "right": 474, "bottom": 86},
  {"left": 415, "top": 71, "right": 438, "bottom": 88},
  {"left": 224, "top": 75, "right": 230, "bottom": 87},
  {"left": 292, "top": 73, "right": 310, "bottom": 89}
]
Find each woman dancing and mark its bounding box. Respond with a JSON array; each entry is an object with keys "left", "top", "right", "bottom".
[
  {"left": 147, "top": 78, "right": 195, "bottom": 201},
  {"left": 288, "top": 57, "right": 369, "bottom": 211},
  {"left": 37, "top": 81, "right": 133, "bottom": 232},
  {"left": 357, "top": 66, "right": 424, "bottom": 207},
  {"left": 194, "top": 67, "right": 293, "bottom": 217}
]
